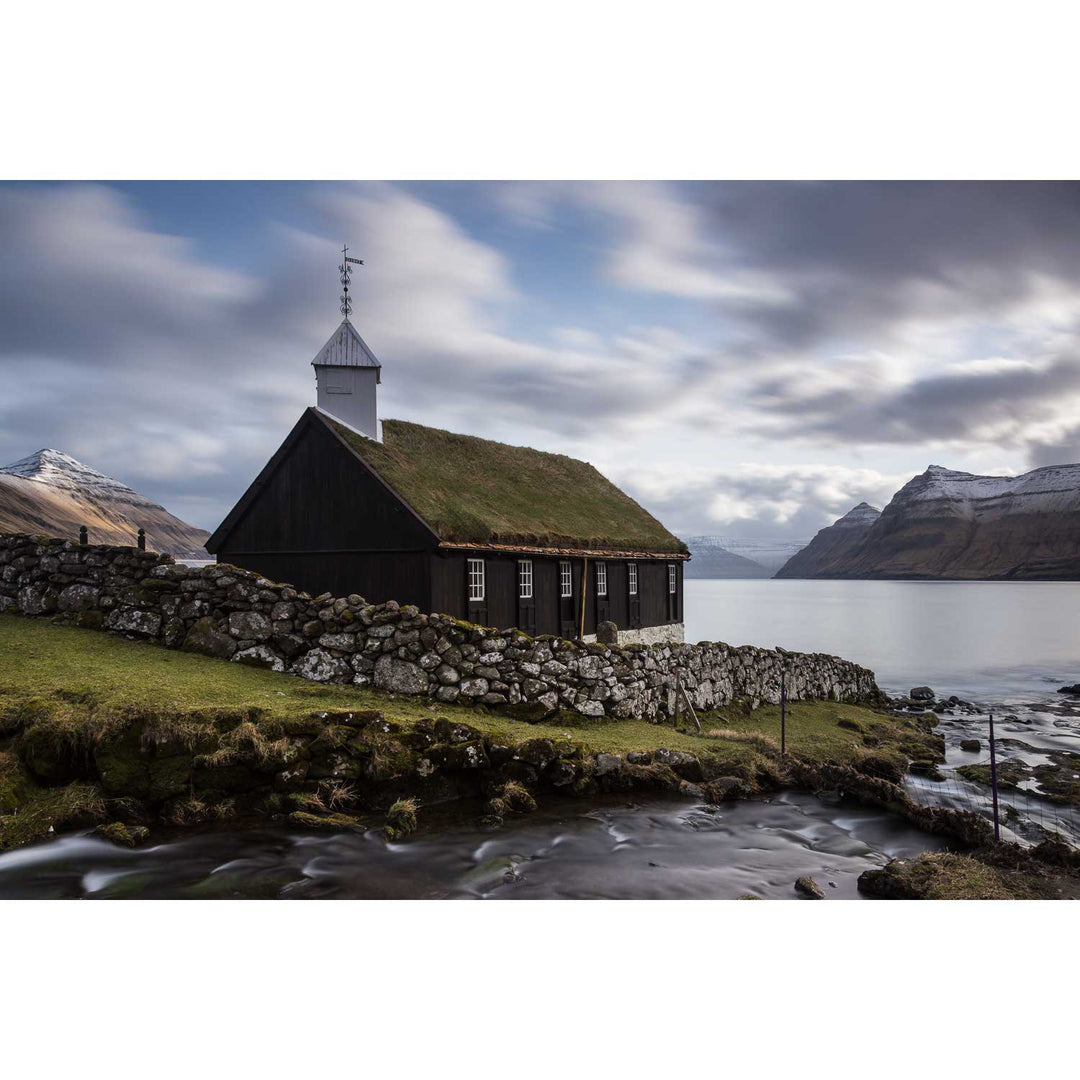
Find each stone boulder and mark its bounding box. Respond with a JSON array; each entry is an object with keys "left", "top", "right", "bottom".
[
  {"left": 596, "top": 620, "right": 618, "bottom": 645},
  {"left": 909, "top": 686, "right": 935, "bottom": 702},
  {"left": 57, "top": 584, "right": 100, "bottom": 612},
  {"left": 373, "top": 655, "right": 429, "bottom": 694},
  {"left": 182, "top": 617, "right": 238, "bottom": 660},
  {"left": 233, "top": 645, "right": 285, "bottom": 672},
  {"left": 794, "top": 875, "right": 825, "bottom": 899},
  {"left": 290, "top": 648, "right": 351, "bottom": 683},
  {"left": 228, "top": 610, "right": 272, "bottom": 641},
  {"left": 104, "top": 608, "right": 163, "bottom": 638}
]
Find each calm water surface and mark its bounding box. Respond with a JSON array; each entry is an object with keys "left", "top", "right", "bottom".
[{"left": 686, "top": 578, "right": 1080, "bottom": 701}]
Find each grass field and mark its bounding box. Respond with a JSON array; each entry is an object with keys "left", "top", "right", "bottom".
[
  {"left": 0, "top": 614, "right": 938, "bottom": 851},
  {"left": 0, "top": 614, "right": 914, "bottom": 761}
]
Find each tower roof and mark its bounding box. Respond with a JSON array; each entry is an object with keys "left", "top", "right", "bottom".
[{"left": 311, "top": 319, "right": 381, "bottom": 371}]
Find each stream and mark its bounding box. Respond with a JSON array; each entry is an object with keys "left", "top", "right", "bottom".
[{"left": 0, "top": 791, "right": 945, "bottom": 899}]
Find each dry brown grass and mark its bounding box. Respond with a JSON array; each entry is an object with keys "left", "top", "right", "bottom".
[{"left": 704, "top": 728, "right": 782, "bottom": 755}]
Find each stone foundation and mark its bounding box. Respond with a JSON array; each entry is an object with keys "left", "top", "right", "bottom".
[
  {"left": 0, "top": 534, "right": 880, "bottom": 722},
  {"left": 582, "top": 622, "right": 685, "bottom": 646}
]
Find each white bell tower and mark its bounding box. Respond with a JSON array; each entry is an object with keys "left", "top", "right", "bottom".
[{"left": 312, "top": 245, "right": 381, "bottom": 440}]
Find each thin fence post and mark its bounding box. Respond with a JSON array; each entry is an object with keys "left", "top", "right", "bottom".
[
  {"left": 780, "top": 672, "right": 786, "bottom": 757},
  {"left": 79, "top": 525, "right": 88, "bottom": 546},
  {"left": 989, "top": 711, "right": 1000, "bottom": 842}
]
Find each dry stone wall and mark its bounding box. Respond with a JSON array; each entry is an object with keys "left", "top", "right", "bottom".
[{"left": 0, "top": 534, "right": 880, "bottom": 719}]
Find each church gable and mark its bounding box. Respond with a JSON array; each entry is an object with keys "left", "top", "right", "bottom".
[{"left": 206, "top": 412, "right": 435, "bottom": 554}]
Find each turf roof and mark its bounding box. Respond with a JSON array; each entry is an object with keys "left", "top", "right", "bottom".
[{"left": 323, "top": 414, "right": 687, "bottom": 555}]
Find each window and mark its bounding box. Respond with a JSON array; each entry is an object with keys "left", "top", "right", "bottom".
[
  {"left": 518, "top": 559, "right": 533, "bottom": 599},
  {"left": 668, "top": 563, "right": 677, "bottom": 594},
  {"left": 628, "top": 562, "right": 638, "bottom": 596},
  {"left": 560, "top": 560, "right": 572, "bottom": 598},
  {"left": 468, "top": 558, "right": 485, "bottom": 601},
  {"left": 596, "top": 562, "right": 608, "bottom": 597}
]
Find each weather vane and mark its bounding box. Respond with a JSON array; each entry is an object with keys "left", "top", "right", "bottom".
[{"left": 339, "top": 243, "right": 364, "bottom": 318}]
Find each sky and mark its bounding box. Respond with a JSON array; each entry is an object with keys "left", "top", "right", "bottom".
[{"left": 2, "top": 180, "right": 1080, "bottom": 542}]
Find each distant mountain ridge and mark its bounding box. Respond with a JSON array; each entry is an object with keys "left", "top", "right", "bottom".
[
  {"left": 776, "top": 464, "right": 1080, "bottom": 580},
  {"left": 683, "top": 535, "right": 809, "bottom": 578},
  {"left": 0, "top": 449, "right": 209, "bottom": 558}
]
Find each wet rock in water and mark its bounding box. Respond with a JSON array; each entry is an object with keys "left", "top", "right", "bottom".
[
  {"left": 794, "top": 875, "right": 825, "bottom": 899},
  {"left": 1002, "top": 714, "right": 1019, "bottom": 723},
  {"left": 960, "top": 739, "right": 981, "bottom": 752},
  {"left": 1058, "top": 684, "right": 1080, "bottom": 696},
  {"left": 910, "top": 686, "right": 935, "bottom": 702},
  {"left": 95, "top": 822, "right": 150, "bottom": 848}
]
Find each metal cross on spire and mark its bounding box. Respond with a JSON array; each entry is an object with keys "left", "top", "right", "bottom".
[{"left": 339, "top": 243, "right": 364, "bottom": 318}]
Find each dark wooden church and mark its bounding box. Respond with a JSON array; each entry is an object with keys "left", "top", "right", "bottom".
[{"left": 207, "top": 316, "right": 689, "bottom": 643}]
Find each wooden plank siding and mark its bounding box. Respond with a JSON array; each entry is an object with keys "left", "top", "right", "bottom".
[
  {"left": 215, "top": 414, "right": 437, "bottom": 605},
  {"left": 425, "top": 552, "right": 683, "bottom": 637}
]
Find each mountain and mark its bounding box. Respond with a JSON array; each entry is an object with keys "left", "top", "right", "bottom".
[
  {"left": 713, "top": 536, "right": 809, "bottom": 574},
  {"left": 775, "top": 464, "right": 1080, "bottom": 580},
  {"left": 773, "top": 503, "right": 881, "bottom": 578},
  {"left": 0, "top": 449, "right": 209, "bottom": 558},
  {"left": 683, "top": 536, "right": 773, "bottom": 578}
]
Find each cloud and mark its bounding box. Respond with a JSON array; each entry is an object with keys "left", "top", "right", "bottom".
[
  {"left": 6, "top": 179, "right": 1080, "bottom": 545},
  {"left": 742, "top": 350, "right": 1080, "bottom": 463},
  {"left": 0, "top": 183, "right": 724, "bottom": 529},
  {"left": 611, "top": 460, "right": 908, "bottom": 540}
]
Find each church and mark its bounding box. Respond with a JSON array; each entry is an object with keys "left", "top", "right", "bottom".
[{"left": 206, "top": 269, "right": 688, "bottom": 644}]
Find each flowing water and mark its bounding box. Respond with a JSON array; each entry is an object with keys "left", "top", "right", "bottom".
[
  {"left": 0, "top": 792, "right": 943, "bottom": 900},
  {"left": 4, "top": 580, "right": 1079, "bottom": 897}
]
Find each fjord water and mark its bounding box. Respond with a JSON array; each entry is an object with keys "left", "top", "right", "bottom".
[{"left": 685, "top": 578, "right": 1080, "bottom": 702}]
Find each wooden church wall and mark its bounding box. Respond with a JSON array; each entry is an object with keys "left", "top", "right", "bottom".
[{"left": 218, "top": 417, "right": 435, "bottom": 556}]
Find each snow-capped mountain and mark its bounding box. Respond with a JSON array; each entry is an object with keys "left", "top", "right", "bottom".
[
  {"left": 773, "top": 503, "right": 881, "bottom": 578},
  {"left": 775, "top": 463, "right": 1080, "bottom": 579},
  {"left": 0, "top": 449, "right": 209, "bottom": 558}
]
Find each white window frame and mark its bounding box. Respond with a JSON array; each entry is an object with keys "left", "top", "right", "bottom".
[
  {"left": 628, "top": 562, "right": 638, "bottom": 596},
  {"left": 668, "top": 563, "right": 677, "bottom": 594},
  {"left": 468, "top": 558, "right": 485, "bottom": 602},
  {"left": 596, "top": 562, "right": 608, "bottom": 597},
  {"left": 560, "top": 560, "right": 573, "bottom": 598},
  {"left": 518, "top": 559, "right": 533, "bottom": 599}
]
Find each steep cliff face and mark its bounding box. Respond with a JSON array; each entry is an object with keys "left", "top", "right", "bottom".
[
  {"left": 0, "top": 449, "right": 209, "bottom": 558},
  {"left": 776, "top": 464, "right": 1080, "bottom": 580},
  {"left": 773, "top": 503, "right": 880, "bottom": 578}
]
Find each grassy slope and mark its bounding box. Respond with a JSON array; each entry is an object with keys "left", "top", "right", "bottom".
[
  {"left": 328, "top": 415, "right": 688, "bottom": 554},
  {"left": 0, "top": 615, "right": 932, "bottom": 852},
  {"left": 0, "top": 615, "right": 906, "bottom": 763}
]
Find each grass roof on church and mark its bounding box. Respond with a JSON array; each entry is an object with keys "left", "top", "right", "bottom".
[{"left": 324, "top": 415, "right": 687, "bottom": 554}]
